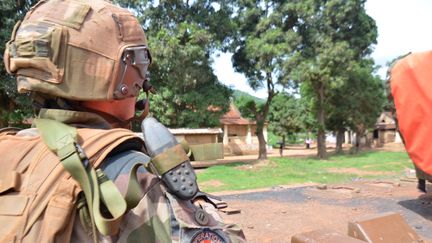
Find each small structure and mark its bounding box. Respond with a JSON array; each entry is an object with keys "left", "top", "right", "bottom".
[
  {"left": 169, "top": 128, "right": 222, "bottom": 145},
  {"left": 344, "top": 112, "right": 402, "bottom": 147},
  {"left": 169, "top": 128, "right": 224, "bottom": 161},
  {"left": 374, "top": 112, "right": 399, "bottom": 146},
  {"left": 219, "top": 103, "right": 268, "bottom": 155}
]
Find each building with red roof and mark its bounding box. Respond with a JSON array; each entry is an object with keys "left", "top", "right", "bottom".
[{"left": 219, "top": 103, "right": 268, "bottom": 155}]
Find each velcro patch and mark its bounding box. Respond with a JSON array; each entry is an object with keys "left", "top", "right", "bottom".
[
  {"left": 43, "top": 0, "right": 90, "bottom": 29},
  {"left": 191, "top": 229, "right": 226, "bottom": 243}
]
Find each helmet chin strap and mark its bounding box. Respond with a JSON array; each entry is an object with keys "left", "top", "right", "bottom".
[
  {"left": 133, "top": 92, "right": 150, "bottom": 122},
  {"left": 131, "top": 78, "right": 155, "bottom": 123}
]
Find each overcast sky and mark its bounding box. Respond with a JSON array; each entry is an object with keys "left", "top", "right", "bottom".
[{"left": 213, "top": 0, "right": 432, "bottom": 98}]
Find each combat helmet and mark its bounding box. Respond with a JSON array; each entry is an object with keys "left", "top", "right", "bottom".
[{"left": 3, "top": 0, "right": 151, "bottom": 108}]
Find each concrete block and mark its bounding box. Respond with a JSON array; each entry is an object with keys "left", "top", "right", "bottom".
[
  {"left": 291, "top": 229, "right": 365, "bottom": 243},
  {"left": 348, "top": 212, "right": 423, "bottom": 243}
]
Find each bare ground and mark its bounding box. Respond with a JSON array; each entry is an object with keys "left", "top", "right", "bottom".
[
  {"left": 220, "top": 180, "right": 432, "bottom": 242},
  {"left": 325, "top": 167, "right": 393, "bottom": 176},
  {"left": 213, "top": 143, "right": 432, "bottom": 242}
]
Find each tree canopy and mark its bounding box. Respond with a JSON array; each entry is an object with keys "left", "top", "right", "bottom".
[
  {"left": 0, "top": 0, "right": 37, "bottom": 127},
  {"left": 0, "top": 0, "right": 386, "bottom": 160},
  {"left": 231, "top": 0, "right": 301, "bottom": 159},
  {"left": 326, "top": 59, "right": 384, "bottom": 152},
  {"left": 268, "top": 92, "right": 311, "bottom": 143},
  {"left": 289, "top": 0, "right": 378, "bottom": 158},
  {"left": 115, "top": 0, "right": 235, "bottom": 128}
]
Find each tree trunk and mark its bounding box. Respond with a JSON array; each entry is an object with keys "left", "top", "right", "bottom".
[
  {"left": 353, "top": 131, "right": 362, "bottom": 153},
  {"left": 317, "top": 128, "right": 326, "bottom": 158},
  {"left": 316, "top": 82, "right": 327, "bottom": 159},
  {"left": 364, "top": 130, "right": 373, "bottom": 148},
  {"left": 256, "top": 125, "right": 267, "bottom": 160},
  {"left": 335, "top": 128, "right": 345, "bottom": 154},
  {"left": 256, "top": 104, "right": 269, "bottom": 160},
  {"left": 354, "top": 132, "right": 361, "bottom": 153},
  {"left": 255, "top": 71, "right": 276, "bottom": 160}
]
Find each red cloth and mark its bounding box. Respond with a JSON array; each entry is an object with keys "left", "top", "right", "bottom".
[{"left": 391, "top": 51, "right": 432, "bottom": 174}]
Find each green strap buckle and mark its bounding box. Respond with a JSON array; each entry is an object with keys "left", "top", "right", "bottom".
[{"left": 34, "top": 118, "right": 144, "bottom": 240}]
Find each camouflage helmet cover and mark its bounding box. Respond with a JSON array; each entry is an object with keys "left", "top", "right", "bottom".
[{"left": 3, "top": 0, "right": 151, "bottom": 101}]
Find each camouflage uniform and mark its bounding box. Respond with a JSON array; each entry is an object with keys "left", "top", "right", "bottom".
[
  {"left": 1, "top": 0, "right": 246, "bottom": 241},
  {"left": 5, "top": 108, "right": 246, "bottom": 242}
]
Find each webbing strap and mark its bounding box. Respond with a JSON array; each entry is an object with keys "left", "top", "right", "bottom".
[
  {"left": 123, "top": 163, "right": 142, "bottom": 209},
  {"left": 35, "top": 119, "right": 98, "bottom": 241},
  {"left": 35, "top": 119, "right": 143, "bottom": 239}
]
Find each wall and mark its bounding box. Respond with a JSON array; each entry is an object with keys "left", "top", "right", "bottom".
[
  {"left": 185, "top": 134, "right": 217, "bottom": 144},
  {"left": 227, "top": 125, "right": 248, "bottom": 137},
  {"left": 378, "top": 130, "right": 395, "bottom": 144},
  {"left": 174, "top": 134, "right": 217, "bottom": 145}
]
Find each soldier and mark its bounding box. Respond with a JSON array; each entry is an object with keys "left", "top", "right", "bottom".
[{"left": 0, "top": 0, "right": 245, "bottom": 242}]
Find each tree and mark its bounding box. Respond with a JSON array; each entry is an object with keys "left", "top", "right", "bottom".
[
  {"left": 115, "top": 0, "right": 235, "bottom": 128},
  {"left": 231, "top": 0, "right": 300, "bottom": 160},
  {"left": 346, "top": 61, "right": 385, "bottom": 152},
  {"left": 326, "top": 59, "right": 384, "bottom": 153},
  {"left": 268, "top": 92, "right": 309, "bottom": 145},
  {"left": 325, "top": 85, "right": 351, "bottom": 153},
  {"left": 0, "top": 0, "right": 37, "bottom": 128},
  {"left": 290, "top": 0, "right": 377, "bottom": 158},
  {"left": 233, "top": 92, "right": 263, "bottom": 120}
]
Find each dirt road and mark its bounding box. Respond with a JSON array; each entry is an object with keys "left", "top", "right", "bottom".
[
  {"left": 214, "top": 143, "right": 432, "bottom": 242},
  {"left": 219, "top": 180, "right": 432, "bottom": 242}
]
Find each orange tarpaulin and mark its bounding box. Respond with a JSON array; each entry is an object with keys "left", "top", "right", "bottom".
[{"left": 391, "top": 51, "right": 432, "bottom": 175}]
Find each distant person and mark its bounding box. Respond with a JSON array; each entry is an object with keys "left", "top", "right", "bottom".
[
  {"left": 305, "top": 138, "right": 311, "bottom": 149},
  {"left": 279, "top": 140, "right": 285, "bottom": 157}
]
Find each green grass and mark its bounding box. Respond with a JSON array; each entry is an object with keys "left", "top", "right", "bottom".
[{"left": 197, "top": 151, "right": 413, "bottom": 192}]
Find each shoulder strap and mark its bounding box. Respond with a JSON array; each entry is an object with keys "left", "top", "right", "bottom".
[
  {"left": 76, "top": 127, "right": 144, "bottom": 168},
  {"left": 34, "top": 119, "right": 143, "bottom": 240}
]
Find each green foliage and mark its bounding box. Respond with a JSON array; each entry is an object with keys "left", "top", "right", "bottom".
[
  {"left": 327, "top": 59, "right": 385, "bottom": 134},
  {"left": 233, "top": 90, "right": 265, "bottom": 105},
  {"left": 150, "top": 82, "right": 232, "bottom": 128},
  {"left": 114, "top": 0, "right": 235, "bottom": 128},
  {"left": 232, "top": 90, "right": 265, "bottom": 126},
  {"left": 268, "top": 92, "right": 311, "bottom": 139},
  {"left": 233, "top": 93, "right": 257, "bottom": 120},
  {"left": 198, "top": 151, "right": 411, "bottom": 192},
  {"left": 288, "top": 0, "right": 378, "bottom": 158},
  {"left": 266, "top": 131, "right": 280, "bottom": 147},
  {"left": 267, "top": 131, "right": 307, "bottom": 146},
  {"left": 231, "top": 0, "right": 302, "bottom": 159},
  {"left": 0, "top": 0, "right": 36, "bottom": 127},
  {"left": 234, "top": 91, "right": 315, "bottom": 146},
  {"left": 232, "top": 1, "right": 300, "bottom": 91}
]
